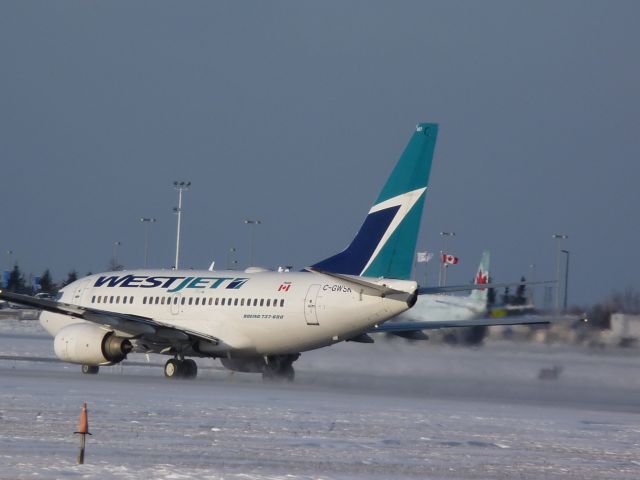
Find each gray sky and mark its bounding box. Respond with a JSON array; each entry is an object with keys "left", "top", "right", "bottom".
[{"left": 1, "top": 1, "right": 639, "bottom": 306}]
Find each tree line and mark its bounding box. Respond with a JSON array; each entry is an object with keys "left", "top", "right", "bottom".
[{"left": 3, "top": 264, "right": 80, "bottom": 295}]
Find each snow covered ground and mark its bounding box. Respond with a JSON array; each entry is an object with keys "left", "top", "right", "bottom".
[{"left": 1, "top": 317, "right": 639, "bottom": 479}]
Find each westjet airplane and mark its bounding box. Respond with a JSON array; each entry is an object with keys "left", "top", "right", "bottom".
[{"left": 0, "top": 123, "right": 574, "bottom": 381}]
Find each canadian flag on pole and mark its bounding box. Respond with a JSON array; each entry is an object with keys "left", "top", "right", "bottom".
[{"left": 441, "top": 253, "right": 459, "bottom": 265}]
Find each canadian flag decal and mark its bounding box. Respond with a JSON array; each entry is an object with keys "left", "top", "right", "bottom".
[{"left": 278, "top": 283, "right": 291, "bottom": 292}]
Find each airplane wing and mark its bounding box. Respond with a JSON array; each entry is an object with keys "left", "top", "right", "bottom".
[
  {"left": 0, "top": 290, "right": 220, "bottom": 345},
  {"left": 369, "top": 313, "right": 586, "bottom": 333}
]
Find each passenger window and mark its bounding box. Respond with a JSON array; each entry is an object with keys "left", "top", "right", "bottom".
[
  {"left": 115, "top": 296, "right": 120, "bottom": 304},
  {"left": 221, "top": 298, "right": 225, "bottom": 306},
  {"left": 110, "top": 296, "right": 114, "bottom": 303},
  {"left": 215, "top": 298, "right": 219, "bottom": 306},
  {"left": 260, "top": 299, "right": 264, "bottom": 307},
  {"left": 91, "top": 296, "right": 95, "bottom": 303},
  {"left": 280, "top": 299, "right": 285, "bottom": 307},
  {"left": 240, "top": 298, "right": 245, "bottom": 306},
  {"left": 155, "top": 297, "right": 160, "bottom": 305},
  {"left": 143, "top": 297, "right": 147, "bottom": 305},
  {"left": 130, "top": 296, "right": 134, "bottom": 304},
  {"left": 234, "top": 298, "right": 238, "bottom": 306},
  {"left": 273, "top": 298, "right": 277, "bottom": 306},
  {"left": 266, "top": 299, "right": 270, "bottom": 307},
  {"left": 188, "top": 298, "right": 193, "bottom": 305},
  {"left": 197, "top": 298, "right": 201, "bottom": 305},
  {"left": 253, "top": 299, "right": 258, "bottom": 307},
  {"left": 161, "top": 297, "right": 165, "bottom": 305},
  {"left": 181, "top": 297, "right": 185, "bottom": 305}
]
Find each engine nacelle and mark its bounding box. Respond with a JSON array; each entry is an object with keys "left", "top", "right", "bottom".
[{"left": 54, "top": 323, "right": 132, "bottom": 365}]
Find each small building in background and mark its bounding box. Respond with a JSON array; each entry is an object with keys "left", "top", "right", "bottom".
[{"left": 607, "top": 313, "right": 640, "bottom": 347}]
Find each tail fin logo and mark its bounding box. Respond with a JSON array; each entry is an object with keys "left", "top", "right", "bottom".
[
  {"left": 359, "top": 187, "right": 427, "bottom": 275},
  {"left": 475, "top": 270, "right": 489, "bottom": 289}
]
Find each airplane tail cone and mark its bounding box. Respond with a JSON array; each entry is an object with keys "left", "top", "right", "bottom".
[{"left": 75, "top": 402, "right": 91, "bottom": 435}]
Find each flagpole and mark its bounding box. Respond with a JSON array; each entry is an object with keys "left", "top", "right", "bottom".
[{"left": 424, "top": 261, "right": 428, "bottom": 287}]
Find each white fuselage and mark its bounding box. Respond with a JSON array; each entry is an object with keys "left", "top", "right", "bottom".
[{"left": 40, "top": 269, "right": 415, "bottom": 357}]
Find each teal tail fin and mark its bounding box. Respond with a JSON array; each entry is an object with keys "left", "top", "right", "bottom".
[{"left": 311, "top": 123, "right": 438, "bottom": 279}]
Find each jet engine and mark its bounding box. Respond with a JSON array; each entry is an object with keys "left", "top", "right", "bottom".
[{"left": 54, "top": 323, "right": 132, "bottom": 365}]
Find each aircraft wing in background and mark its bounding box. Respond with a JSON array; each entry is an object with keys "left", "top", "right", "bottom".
[
  {"left": 418, "top": 280, "right": 555, "bottom": 295},
  {"left": 369, "top": 313, "right": 587, "bottom": 333}
]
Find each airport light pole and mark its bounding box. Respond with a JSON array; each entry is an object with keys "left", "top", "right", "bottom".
[
  {"left": 552, "top": 234, "right": 568, "bottom": 311},
  {"left": 244, "top": 219, "right": 262, "bottom": 267},
  {"left": 227, "top": 247, "right": 237, "bottom": 270},
  {"left": 439, "top": 232, "right": 455, "bottom": 286},
  {"left": 561, "top": 249, "right": 570, "bottom": 311},
  {"left": 113, "top": 241, "right": 122, "bottom": 270},
  {"left": 529, "top": 263, "right": 536, "bottom": 305},
  {"left": 173, "top": 181, "right": 191, "bottom": 269},
  {"left": 140, "top": 218, "right": 157, "bottom": 268}
]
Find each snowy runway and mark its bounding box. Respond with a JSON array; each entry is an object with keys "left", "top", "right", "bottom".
[{"left": 1, "top": 319, "right": 639, "bottom": 479}]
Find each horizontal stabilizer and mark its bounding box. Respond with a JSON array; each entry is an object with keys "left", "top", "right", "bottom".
[{"left": 307, "top": 268, "right": 413, "bottom": 298}]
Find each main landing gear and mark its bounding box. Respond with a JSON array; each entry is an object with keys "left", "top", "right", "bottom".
[
  {"left": 81, "top": 364, "right": 99, "bottom": 374},
  {"left": 262, "top": 354, "right": 299, "bottom": 382},
  {"left": 164, "top": 358, "right": 198, "bottom": 379}
]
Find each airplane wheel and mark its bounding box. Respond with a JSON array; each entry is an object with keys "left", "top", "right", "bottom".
[
  {"left": 183, "top": 359, "right": 198, "bottom": 379},
  {"left": 82, "top": 365, "right": 99, "bottom": 374},
  {"left": 164, "top": 359, "right": 181, "bottom": 378}
]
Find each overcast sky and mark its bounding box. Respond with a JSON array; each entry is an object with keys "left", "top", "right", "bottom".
[{"left": 1, "top": 1, "right": 639, "bottom": 306}]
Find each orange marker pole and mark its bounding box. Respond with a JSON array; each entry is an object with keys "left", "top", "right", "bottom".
[{"left": 74, "top": 402, "right": 91, "bottom": 464}]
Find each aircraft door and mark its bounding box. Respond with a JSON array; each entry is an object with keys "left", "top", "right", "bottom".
[
  {"left": 170, "top": 294, "right": 181, "bottom": 315},
  {"left": 304, "top": 284, "right": 321, "bottom": 325},
  {"left": 71, "top": 281, "right": 88, "bottom": 305}
]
